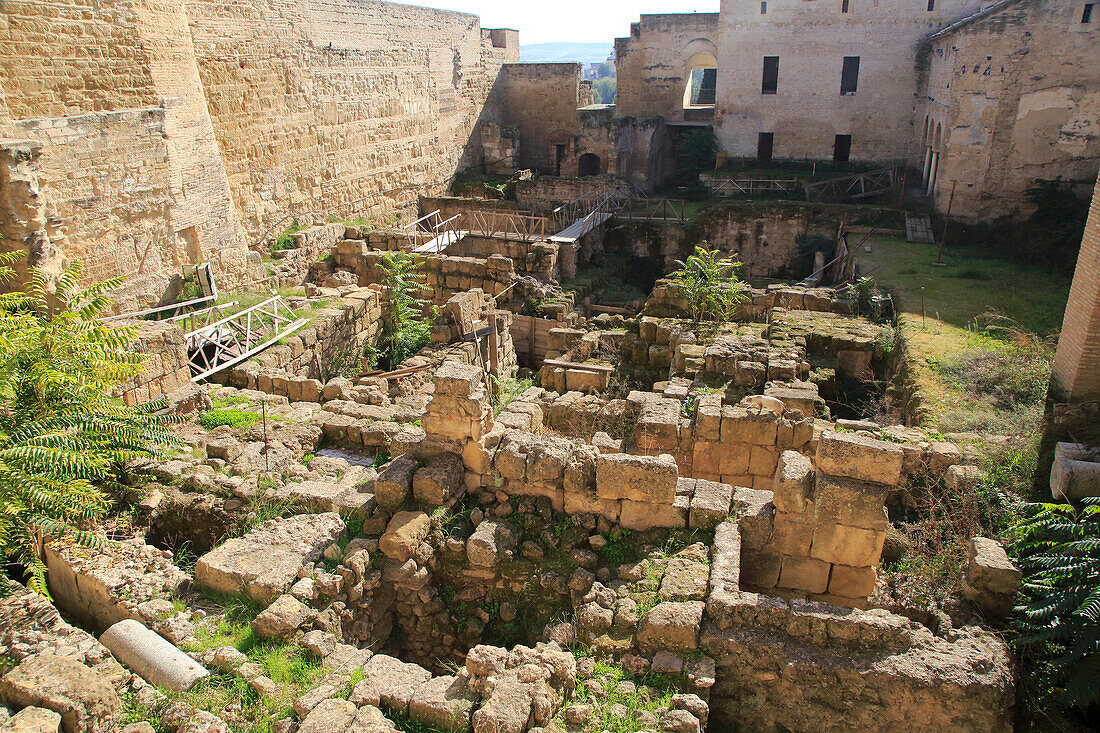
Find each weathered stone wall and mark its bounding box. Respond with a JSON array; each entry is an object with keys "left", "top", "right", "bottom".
[
  {"left": 609, "top": 201, "right": 852, "bottom": 277},
  {"left": 918, "top": 0, "right": 1100, "bottom": 220},
  {"left": 497, "top": 64, "right": 584, "bottom": 173},
  {"left": 116, "top": 320, "right": 194, "bottom": 407},
  {"left": 515, "top": 175, "right": 633, "bottom": 216},
  {"left": 615, "top": 13, "right": 721, "bottom": 122},
  {"left": 711, "top": 0, "right": 983, "bottom": 161},
  {"left": 0, "top": 0, "right": 518, "bottom": 308}
]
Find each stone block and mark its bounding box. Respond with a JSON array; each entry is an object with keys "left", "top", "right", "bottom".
[
  {"left": 772, "top": 450, "right": 813, "bottom": 513},
  {"left": 361, "top": 654, "right": 432, "bottom": 715},
  {"left": 195, "top": 513, "right": 346, "bottom": 604},
  {"left": 768, "top": 512, "right": 813, "bottom": 557},
  {"left": 816, "top": 431, "right": 903, "bottom": 485},
  {"left": 471, "top": 679, "right": 532, "bottom": 733},
  {"left": 812, "top": 474, "right": 888, "bottom": 530},
  {"left": 252, "top": 595, "right": 315, "bottom": 641},
  {"left": 374, "top": 454, "right": 419, "bottom": 511},
  {"left": 748, "top": 445, "right": 778, "bottom": 476},
  {"left": 739, "top": 550, "right": 782, "bottom": 589},
  {"left": 827, "top": 565, "right": 877, "bottom": 598},
  {"left": 408, "top": 675, "right": 477, "bottom": 732},
  {"left": 720, "top": 406, "right": 778, "bottom": 446},
  {"left": 412, "top": 453, "right": 464, "bottom": 507},
  {"left": 4, "top": 707, "right": 62, "bottom": 733},
  {"left": 0, "top": 655, "right": 121, "bottom": 733},
  {"left": 99, "top": 619, "right": 208, "bottom": 692},
  {"left": 963, "top": 537, "right": 1021, "bottom": 596},
  {"left": 809, "top": 523, "right": 886, "bottom": 567},
  {"left": 435, "top": 361, "right": 483, "bottom": 395},
  {"left": 619, "top": 499, "right": 687, "bottom": 531},
  {"left": 777, "top": 556, "right": 831, "bottom": 594},
  {"left": 637, "top": 601, "right": 705, "bottom": 652},
  {"left": 379, "top": 511, "right": 431, "bottom": 562},
  {"left": 689, "top": 480, "right": 733, "bottom": 530},
  {"left": 595, "top": 453, "right": 678, "bottom": 504}
]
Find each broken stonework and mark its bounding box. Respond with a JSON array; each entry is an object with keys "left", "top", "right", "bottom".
[
  {"left": 962, "top": 537, "right": 1022, "bottom": 618},
  {"left": 0, "top": 655, "right": 121, "bottom": 733},
  {"left": 99, "top": 619, "right": 208, "bottom": 692},
  {"left": 195, "top": 513, "right": 346, "bottom": 603}
]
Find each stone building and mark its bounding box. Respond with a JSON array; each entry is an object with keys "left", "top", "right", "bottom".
[{"left": 561, "top": 0, "right": 1098, "bottom": 220}]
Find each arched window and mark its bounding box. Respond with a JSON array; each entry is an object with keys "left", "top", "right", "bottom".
[{"left": 682, "top": 51, "right": 718, "bottom": 109}]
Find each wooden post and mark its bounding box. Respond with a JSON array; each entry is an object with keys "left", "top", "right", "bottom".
[{"left": 585, "top": 297, "right": 592, "bottom": 319}]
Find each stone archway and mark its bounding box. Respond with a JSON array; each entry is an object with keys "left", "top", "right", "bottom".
[{"left": 578, "top": 153, "right": 602, "bottom": 177}]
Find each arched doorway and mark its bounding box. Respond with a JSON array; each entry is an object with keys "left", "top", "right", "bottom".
[{"left": 578, "top": 153, "right": 601, "bottom": 177}]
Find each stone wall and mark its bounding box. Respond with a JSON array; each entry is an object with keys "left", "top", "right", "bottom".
[
  {"left": 918, "top": 0, "right": 1100, "bottom": 220},
  {"left": 116, "top": 320, "right": 194, "bottom": 407},
  {"left": 609, "top": 201, "right": 855, "bottom": 277},
  {"left": 0, "top": 0, "right": 518, "bottom": 308},
  {"left": 497, "top": 64, "right": 584, "bottom": 173},
  {"left": 515, "top": 175, "right": 633, "bottom": 216},
  {"left": 615, "top": 13, "right": 722, "bottom": 122}
]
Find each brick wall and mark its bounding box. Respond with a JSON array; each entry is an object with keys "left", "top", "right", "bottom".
[
  {"left": 117, "top": 321, "right": 193, "bottom": 406},
  {"left": 1053, "top": 172, "right": 1100, "bottom": 401},
  {"left": 497, "top": 63, "right": 584, "bottom": 173}
]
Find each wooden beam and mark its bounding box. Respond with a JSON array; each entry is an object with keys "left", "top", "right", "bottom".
[{"left": 542, "top": 359, "right": 614, "bottom": 374}]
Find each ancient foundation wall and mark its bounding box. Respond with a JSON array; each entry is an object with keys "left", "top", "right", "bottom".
[
  {"left": 609, "top": 201, "right": 852, "bottom": 278},
  {"left": 116, "top": 321, "right": 194, "bottom": 407},
  {"left": 515, "top": 176, "right": 633, "bottom": 216}
]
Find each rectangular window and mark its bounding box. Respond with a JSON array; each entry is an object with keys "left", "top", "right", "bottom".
[
  {"left": 840, "top": 56, "right": 860, "bottom": 94},
  {"left": 842, "top": 0, "right": 850, "bottom": 12},
  {"left": 689, "top": 67, "right": 717, "bottom": 106},
  {"left": 1084, "top": 3, "right": 1095, "bottom": 22},
  {"left": 761, "top": 1, "right": 768, "bottom": 14},
  {"left": 757, "top": 132, "right": 774, "bottom": 162},
  {"left": 833, "top": 134, "right": 852, "bottom": 163},
  {"left": 927, "top": 0, "right": 935, "bottom": 10},
  {"left": 762, "top": 56, "right": 779, "bottom": 95}
]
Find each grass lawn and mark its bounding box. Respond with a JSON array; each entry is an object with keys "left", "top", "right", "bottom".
[{"left": 858, "top": 234, "right": 1071, "bottom": 433}]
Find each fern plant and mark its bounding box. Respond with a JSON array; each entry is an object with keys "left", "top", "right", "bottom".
[
  {"left": 1012, "top": 498, "right": 1100, "bottom": 708},
  {"left": 0, "top": 257, "right": 178, "bottom": 595},
  {"left": 378, "top": 251, "right": 435, "bottom": 370},
  {"left": 668, "top": 245, "right": 749, "bottom": 330}
]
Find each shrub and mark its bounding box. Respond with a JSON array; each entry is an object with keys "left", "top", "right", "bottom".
[
  {"left": 1012, "top": 498, "right": 1100, "bottom": 710},
  {"left": 668, "top": 246, "right": 749, "bottom": 329},
  {"left": 0, "top": 259, "right": 178, "bottom": 594}
]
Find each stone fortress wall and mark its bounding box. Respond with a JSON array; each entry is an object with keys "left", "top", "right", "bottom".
[{"left": 0, "top": 0, "right": 519, "bottom": 311}]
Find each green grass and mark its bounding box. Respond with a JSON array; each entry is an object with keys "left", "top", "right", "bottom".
[
  {"left": 557, "top": 654, "right": 682, "bottom": 733},
  {"left": 859, "top": 235, "right": 1070, "bottom": 336},
  {"left": 199, "top": 408, "right": 261, "bottom": 430},
  {"left": 859, "top": 234, "right": 1069, "bottom": 434}
]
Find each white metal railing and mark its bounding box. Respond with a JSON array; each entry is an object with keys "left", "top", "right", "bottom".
[{"left": 186, "top": 296, "right": 308, "bottom": 382}]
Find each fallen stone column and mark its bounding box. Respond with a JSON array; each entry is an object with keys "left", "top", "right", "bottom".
[
  {"left": 99, "top": 619, "right": 209, "bottom": 692},
  {"left": 1050, "top": 442, "right": 1100, "bottom": 500}
]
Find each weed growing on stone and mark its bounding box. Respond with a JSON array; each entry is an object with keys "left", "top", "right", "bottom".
[
  {"left": 560, "top": 654, "right": 681, "bottom": 733},
  {"left": 199, "top": 408, "right": 261, "bottom": 431}
]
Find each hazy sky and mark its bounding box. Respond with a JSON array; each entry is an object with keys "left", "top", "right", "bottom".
[{"left": 415, "top": 0, "right": 721, "bottom": 45}]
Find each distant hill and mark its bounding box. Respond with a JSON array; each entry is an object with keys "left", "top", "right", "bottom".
[{"left": 519, "top": 42, "right": 613, "bottom": 64}]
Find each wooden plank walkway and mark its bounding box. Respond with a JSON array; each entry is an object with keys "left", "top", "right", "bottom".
[
  {"left": 413, "top": 229, "right": 468, "bottom": 254},
  {"left": 549, "top": 212, "right": 613, "bottom": 244}
]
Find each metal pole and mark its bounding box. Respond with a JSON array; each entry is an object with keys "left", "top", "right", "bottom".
[{"left": 935, "top": 181, "right": 956, "bottom": 265}]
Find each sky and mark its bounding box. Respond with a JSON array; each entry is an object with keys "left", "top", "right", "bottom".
[{"left": 414, "top": 0, "right": 721, "bottom": 45}]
